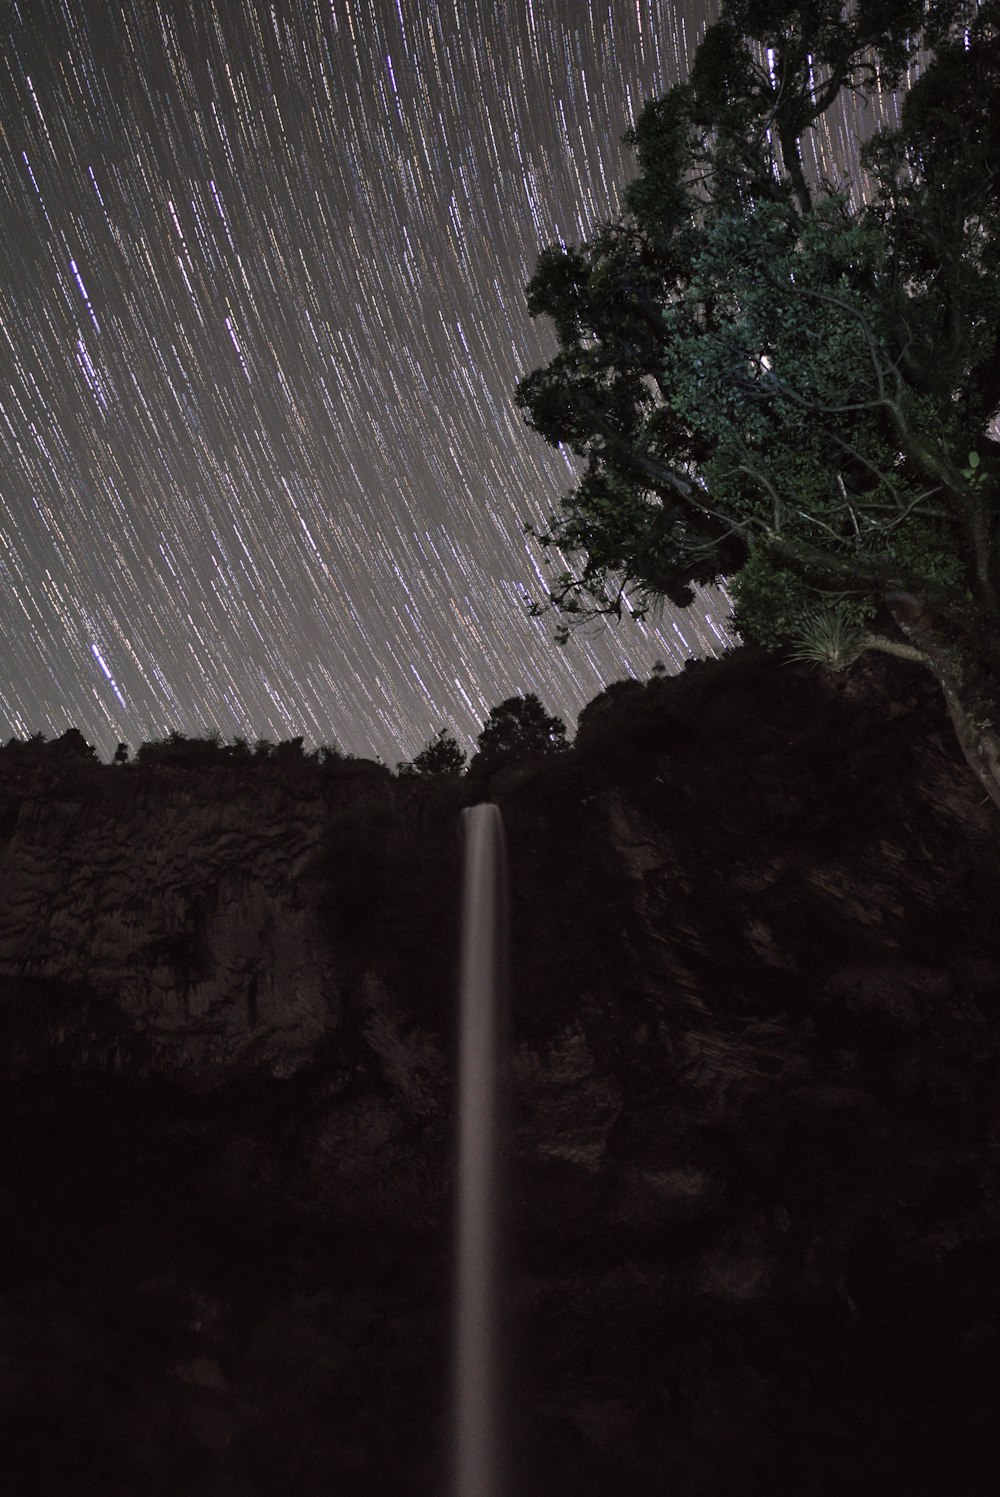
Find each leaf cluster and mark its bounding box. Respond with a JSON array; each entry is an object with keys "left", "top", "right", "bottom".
[{"left": 515, "top": 0, "right": 1000, "bottom": 664}]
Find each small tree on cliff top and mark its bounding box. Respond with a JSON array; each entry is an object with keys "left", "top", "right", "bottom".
[
  {"left": 398, "top": 727, "right": 468, "bottom": 777},
  {"left": 469, "top": 694, "right": 568, "bottom": 777},
  {"left": 516, "top": 0, "right": 1000, "bottom": 809}
]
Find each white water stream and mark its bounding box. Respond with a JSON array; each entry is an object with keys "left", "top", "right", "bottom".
[{"left": 453, "top": 802, "right": 507, "bottom": 1497}]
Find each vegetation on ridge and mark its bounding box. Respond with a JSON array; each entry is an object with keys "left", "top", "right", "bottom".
[{"left": 0, "top": 687, "right": 574, "bottom": 778}]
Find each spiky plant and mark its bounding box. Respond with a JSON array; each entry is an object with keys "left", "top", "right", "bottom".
[{"left": 782, "top": 603, "right": 868, "bottom": 672}]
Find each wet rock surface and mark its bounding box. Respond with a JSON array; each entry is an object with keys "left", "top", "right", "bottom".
[{"left": 0, "top": 646, "right": 998, "bottom": 1495}]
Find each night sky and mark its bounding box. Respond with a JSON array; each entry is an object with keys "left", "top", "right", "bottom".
[{"left": 0, "top": 1, "right": 908, "bottom": 764}]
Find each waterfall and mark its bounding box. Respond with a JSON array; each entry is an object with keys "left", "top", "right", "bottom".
[{"left": 453, "top": 801, "right": 507, "bottom": 1497}]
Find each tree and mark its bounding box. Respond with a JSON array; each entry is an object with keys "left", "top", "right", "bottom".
[
  {"left": 312, "top": 742, "right": 345, "bottom": 766},
  {"left": 135, "top": 730, "right": 226, "bottom": 767},
  {"left": 273, "top": 736, "right": 306, "bottom": 763},
  {"left": 516, "top": 0, "right": 1000, "bottom": 809},
  {"left": 49, "top": 728, "right": 97, "bottom": 760},
  {"left": 397, "top": 727, "right": 468, "bottom": 777},
  {"left": 468, "top": 694, "right": 568, "bottom": 777}
]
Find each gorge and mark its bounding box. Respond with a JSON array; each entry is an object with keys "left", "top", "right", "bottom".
[{"left": 0, "top": 643, "right": 998, "bottom": 1496}]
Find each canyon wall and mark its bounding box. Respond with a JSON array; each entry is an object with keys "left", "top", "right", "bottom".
[{"left": 1, "top": 646, "right": 998, "bottom": 1496}]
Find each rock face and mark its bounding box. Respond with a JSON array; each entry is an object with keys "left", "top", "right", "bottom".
[
  {"left": 0, "top": 646, "right": 998, "bottom": 1496},
  {"left": 0, "top": 756, "right": 405, "bottom": 1079}
]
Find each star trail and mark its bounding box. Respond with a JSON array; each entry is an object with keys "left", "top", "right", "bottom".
[{"left": 0, "top": 1, "right": 909, "bottom": 764}]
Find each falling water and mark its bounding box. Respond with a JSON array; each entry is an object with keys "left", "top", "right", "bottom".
[{"left": 453, "top": 802, "right": 507, "bottom": 1497}]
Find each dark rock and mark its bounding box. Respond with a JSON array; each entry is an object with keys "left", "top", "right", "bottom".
[{"left": 0, "top": 645, "right": 998, "bottom": 1495}]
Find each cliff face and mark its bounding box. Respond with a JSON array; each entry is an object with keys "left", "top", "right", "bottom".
[
  {"left": 1, "top": 647, "right": 998, "bottom": 1497},
  {"left": 0, "top": 758, "right": 403, "bottom": 1079}
]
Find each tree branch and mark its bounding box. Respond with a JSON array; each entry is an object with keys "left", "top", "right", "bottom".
[{"left": 858, "top": 632, "right": 931, "bottom": 665}]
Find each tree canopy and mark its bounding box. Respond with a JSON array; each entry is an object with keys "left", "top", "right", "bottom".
[
  {"left": 516, "top": 0, "right": 1000, "bottom": 808},
  {"left": 468, "top": 693, "right": 568, "bottom": 777},
  {"left": 397, "top": 727, "right": 468, "bottom": 777}
]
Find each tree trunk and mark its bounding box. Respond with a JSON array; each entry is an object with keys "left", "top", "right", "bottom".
[{"left": 885, "top": 591, "right": 1000, "bottom": 815}]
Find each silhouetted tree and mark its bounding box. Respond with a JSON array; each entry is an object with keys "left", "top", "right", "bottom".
[
  {"left": 398, "top": 727, "right": 468, "bottom": 777},
  {"left": 112, "top": 743, "right": 130, "bottom": 766},
  {"left": 49, "top": 728, "right": 98, "bottom": 760},
  {"left": 273, "top": 736, "right": 305, "bottom": 763},
  {"left": 135, "top": 730, "right": 227, "bottom": 767},
  {"left": 1, "top": 730, "right": 99, "bottom": 762},
  {"left": 516, "top": 0, "right": 1000, "bottom": 809},
  {"left": 312, "top": 743, "right": 345, "bottom": 766},
  {"left": 468, "top": 693, "right": 568, "bottom": 777},
  {"left": 2, "top": 733, "right": 46, "bottom": 757}
]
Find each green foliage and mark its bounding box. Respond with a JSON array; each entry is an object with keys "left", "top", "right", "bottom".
[
  {"left": 516, "top": 0, "right": 1000, "bottom": 675},
  {"left": 726, "top": 552, "right": 823, "bottom": 651},
  {"left": 961, "top": 451, "right": 985, "bottom": 489},
  {"left": 468, "top": 693, "right": 568, "bottom": 777},
  {"left": 397, "top": 727, "right": 467, "bottom": 777},
  {"left": 779, "top": 602, "right": 871, "bottom": 671}
]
